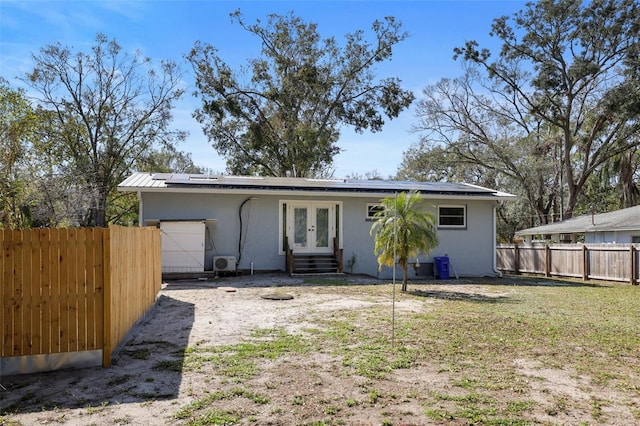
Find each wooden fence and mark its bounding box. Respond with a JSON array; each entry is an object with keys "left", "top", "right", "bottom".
[
  {"left": 496, "top": 244, "right": 640, "bottom": 284},
  {"left": 1, "top": 226, "right": 162, "bottom": 370}
]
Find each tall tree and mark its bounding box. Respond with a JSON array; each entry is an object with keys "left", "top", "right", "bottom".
[
  {"left": 396, "top": 139, "right": 527, "bottom": 242},
  {"left": 23, "top": 33, "right": 186, "bottom": 227},
  {"left": 574, "top": 146, "right": 640, "bottom": 215},
  {"left": 0, "top": 79, "right": 38, "bottom": 228},
  {"left": 415, "top": 0, "right": 640, "bottom": 223},
  {"left": 412, "top": 72, "right": 563, "bottom": 227},
  {"left": 370, "top": 191, "right": 438, "bottom": 291},
  {"left": 138, "top": 145, "right": 209, "bottom": 174},
  {"left": 187, "top": 10, "right": 414, "bottom": 178}
]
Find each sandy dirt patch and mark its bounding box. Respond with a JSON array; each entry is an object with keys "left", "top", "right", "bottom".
[{"left": 1, "top": 274, "right": 638, "bottom": 425}]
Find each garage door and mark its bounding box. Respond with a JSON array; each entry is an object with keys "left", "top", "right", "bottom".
[{"left": 160, "top": 221, "right": 205, "bottom": 273}]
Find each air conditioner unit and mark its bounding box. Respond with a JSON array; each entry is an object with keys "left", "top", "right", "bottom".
[{"left": 214, "top": 256, "right": 237, "bottom": 272}]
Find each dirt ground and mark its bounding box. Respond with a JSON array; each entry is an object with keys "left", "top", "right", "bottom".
[{"left": 1, "top": 273, "right": 638, "bottom": 425}]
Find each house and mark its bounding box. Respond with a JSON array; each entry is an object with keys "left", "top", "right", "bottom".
[
  {"left": 118, "top": 172, "right": 515, "bottom": 278},
  {"left": 516, "top": 205, "right": 640, "bottom": 244}
]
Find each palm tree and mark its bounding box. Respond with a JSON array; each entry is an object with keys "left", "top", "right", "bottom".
[{"left": 370, "top": 191, "right": 439, "bottom": 291}]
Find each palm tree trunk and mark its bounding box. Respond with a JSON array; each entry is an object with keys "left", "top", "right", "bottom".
[{"left": 401, "top": 265, "right": 408, "bottom": 291}]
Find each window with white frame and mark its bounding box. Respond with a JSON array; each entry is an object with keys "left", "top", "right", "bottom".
[
  {"left": 366, "top": 203, "right": 384, "bottom": 221},
  {"left": 438, "top": 205, "right": 466, "bottom": 228}
]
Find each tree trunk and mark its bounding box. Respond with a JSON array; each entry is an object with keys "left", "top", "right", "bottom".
[
  {"left": 401, "top": 265, "right": 408, "bottom": 292},
  {"left": 95, "top": 189, "right": 107, "bottom": 228}
]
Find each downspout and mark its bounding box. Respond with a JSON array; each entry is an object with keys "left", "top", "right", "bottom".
[
  {"left": 493, "top": 202, "right": 503, "bottom": 277},
  {"left": 138, "top": 191, "right": 143, "bottom": 227}
]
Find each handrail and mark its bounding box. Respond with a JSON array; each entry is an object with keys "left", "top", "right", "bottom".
[
  {"left": 285, "top": 236, "right": 294, "bottom": 274},
  {"left": 333, "top": 237, "right": 343, "bottom": 273}
]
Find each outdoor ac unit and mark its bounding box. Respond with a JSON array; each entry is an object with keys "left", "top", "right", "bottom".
[{"left": 214, "top": 256, "right": 237, "bottom": 272}]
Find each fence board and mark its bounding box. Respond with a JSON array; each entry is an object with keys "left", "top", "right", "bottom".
[
  {"left": 29, "top": 230, "right": 42, "bottom": 355},
  {"left": 2, "top": 231, "right": 16, "bottom": 356},
  {"left": 85, "top": 229, "right": 97, "bottom": 350},
  {"left": 59, "top": 228, "right": 71, "bottom": 353},
  {"left": 24, "top": 229, "right": 36, "bottom": 356},
  {"left": 39, "top": 229, "right": 51, "bottom": 355},
  {"left": 496, "top": 246, "right": 514, "bottom": 272},
  {"left": 94, "top": 228, "right": 105, "bottom": 352},
  {"left": 76, "top": 229, "right": 87, "bottom": 351},
  {"left": 1, "top": 226, "right": 161, "bottom": 369},
  {"left": 49, "top": 229, "right": 62, "bottom": 355},
  {"left": 13, "top": 230, "right": 24, "bottom": 356},
  {"left": 518, "top": 246, "right": 546, "bottom": 274},
  {"left": 587, "top": 245, "right": 631, "bottom": 282},
  {"left": 4, "top": 231, "right": 14, "bottom": 356},
  {"left": 497, "top": 243, "right": 640, "bottom": 284},
  {"left": 107, "top": 226, "right": 161, "bottom": 357},
  {"left": 0, "top": 231, "right": 4, "bottom": 356}
]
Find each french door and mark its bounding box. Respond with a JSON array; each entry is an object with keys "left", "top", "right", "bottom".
[{"left": 288, "top": 202, "right": 334, "bottom": 253}]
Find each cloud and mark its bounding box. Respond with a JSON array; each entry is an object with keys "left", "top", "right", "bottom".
[{"left": 99, "top": 0, "right": 147, "bottom": 21}]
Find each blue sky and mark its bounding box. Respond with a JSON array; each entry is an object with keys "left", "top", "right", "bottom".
[{"left": 0, "top": 0, "right": 527, "bottom": 178}]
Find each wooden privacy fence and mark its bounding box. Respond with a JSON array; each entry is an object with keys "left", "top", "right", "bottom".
[
  {"left": 1, "top": 225, "right": 162, "bottom": 372},
  {"left": 496, "top": 244, "right": 640, "bottom": 285}
]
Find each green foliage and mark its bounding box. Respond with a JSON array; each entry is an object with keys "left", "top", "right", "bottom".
[
  {"left": 187, "top": 10, "right": 414, "bottom": 177},
  {"left": 0, "top": 79, "right": 39, "bottom": 229},
  {"left": 23, "top": 33, "right": 186, "bottom": 227},
  {"left": 574, "top": 149, "right": 640, "bottom": 216},
  {"left": 411, "top": 0, "right": 640, "bottom": 231},
  {"left": 138, "top": 145, "right": 209, "bottom": 175},
  {"left": 370, "top": 191, "right": 438, "bottom": 290}
]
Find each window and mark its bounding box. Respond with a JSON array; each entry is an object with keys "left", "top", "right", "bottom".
[
  {"left": 438, "top": 205, "right": 466, "bottom": 228},
  {"left": 366, "top": 203, "right": 384, "bottom": 221}
]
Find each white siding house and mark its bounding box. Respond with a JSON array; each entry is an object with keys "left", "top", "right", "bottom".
[{"left": 516, "top": 205, "right": 640, "bottom": 244}]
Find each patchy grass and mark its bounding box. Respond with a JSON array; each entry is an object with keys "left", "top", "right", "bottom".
[
  {"left": 302, "top": 277, "right": 353, "bottom": 286},
  {"left": 173, "top": 277, "right": 640, "bottom": 424},
  {"left": 85, "top": 401, "right": 109, "bottom": 415},
  {"left": 174, "top": 388, "right": 269, "bottom": 420},
  {"left": 179, "top": 327, "right": 312, "bottom": 380},
  {"left": 3, "top": 276, "right": 640, "bottom": 425}
]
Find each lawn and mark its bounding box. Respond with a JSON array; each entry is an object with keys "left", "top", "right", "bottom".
[{"left": 2, "top": 275, "right": 639, "bottom": 425}]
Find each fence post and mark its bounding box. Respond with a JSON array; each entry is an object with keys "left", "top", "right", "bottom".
[
  {"left": 514, "top": 243, "right": 520, "bottom": 275},
  {"left": 631, "top": 245, "right": 636, "bottom": 286},
  {"left": 582, "top": 244, "right": 588, "bottom": 281},
  {"left": 102, "top": 228, "right": 112, "bottom": 367},
  {"left": 545, "top": 245, "right": 550, "bottom": 277}
]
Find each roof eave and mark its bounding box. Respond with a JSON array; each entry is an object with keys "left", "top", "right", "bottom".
[{"left": 118, "top": 185, "right": 514, "bottom": 200}]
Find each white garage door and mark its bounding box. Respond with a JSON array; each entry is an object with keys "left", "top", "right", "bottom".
[{"left": 160, "top": 221, "right": 205, "bottom": 273}]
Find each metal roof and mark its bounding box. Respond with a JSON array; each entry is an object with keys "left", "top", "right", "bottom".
[
  {"left": 118, "top": 172, "right": 516, "bottom": 200},
  {"left": 517, "top": 205, "right": 640, "bottom": 236}
]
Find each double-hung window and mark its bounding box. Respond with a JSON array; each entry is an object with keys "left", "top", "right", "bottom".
[
  {"left": 438, "top": 205, "right": 466, "bottom": 228},
  {"left": 366, "top": 203, "right": 384, "bottom": 221}
]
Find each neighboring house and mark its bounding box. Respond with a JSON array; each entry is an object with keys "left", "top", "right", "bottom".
[
  {"left": 516, "top": 205, "right": 640, "bottom": 244},
  {"left": 118, "top": 172, "right": 515, "bottom": 279}
]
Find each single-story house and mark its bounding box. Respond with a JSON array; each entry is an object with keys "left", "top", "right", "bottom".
[
  {"left": 516, "top": 205, "right": 640, "bottom": 244},
  {"left": 118, "top": 172, "right": 515, "bottom": 279}
]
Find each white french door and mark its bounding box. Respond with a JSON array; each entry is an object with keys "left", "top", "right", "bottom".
[{"left": 288, "top": 202, "right": 334, "bottom": 253}]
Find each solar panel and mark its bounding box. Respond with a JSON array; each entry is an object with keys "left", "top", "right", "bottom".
[{"left": 158, "top": 173, "right": 495, "bottom": 194}]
